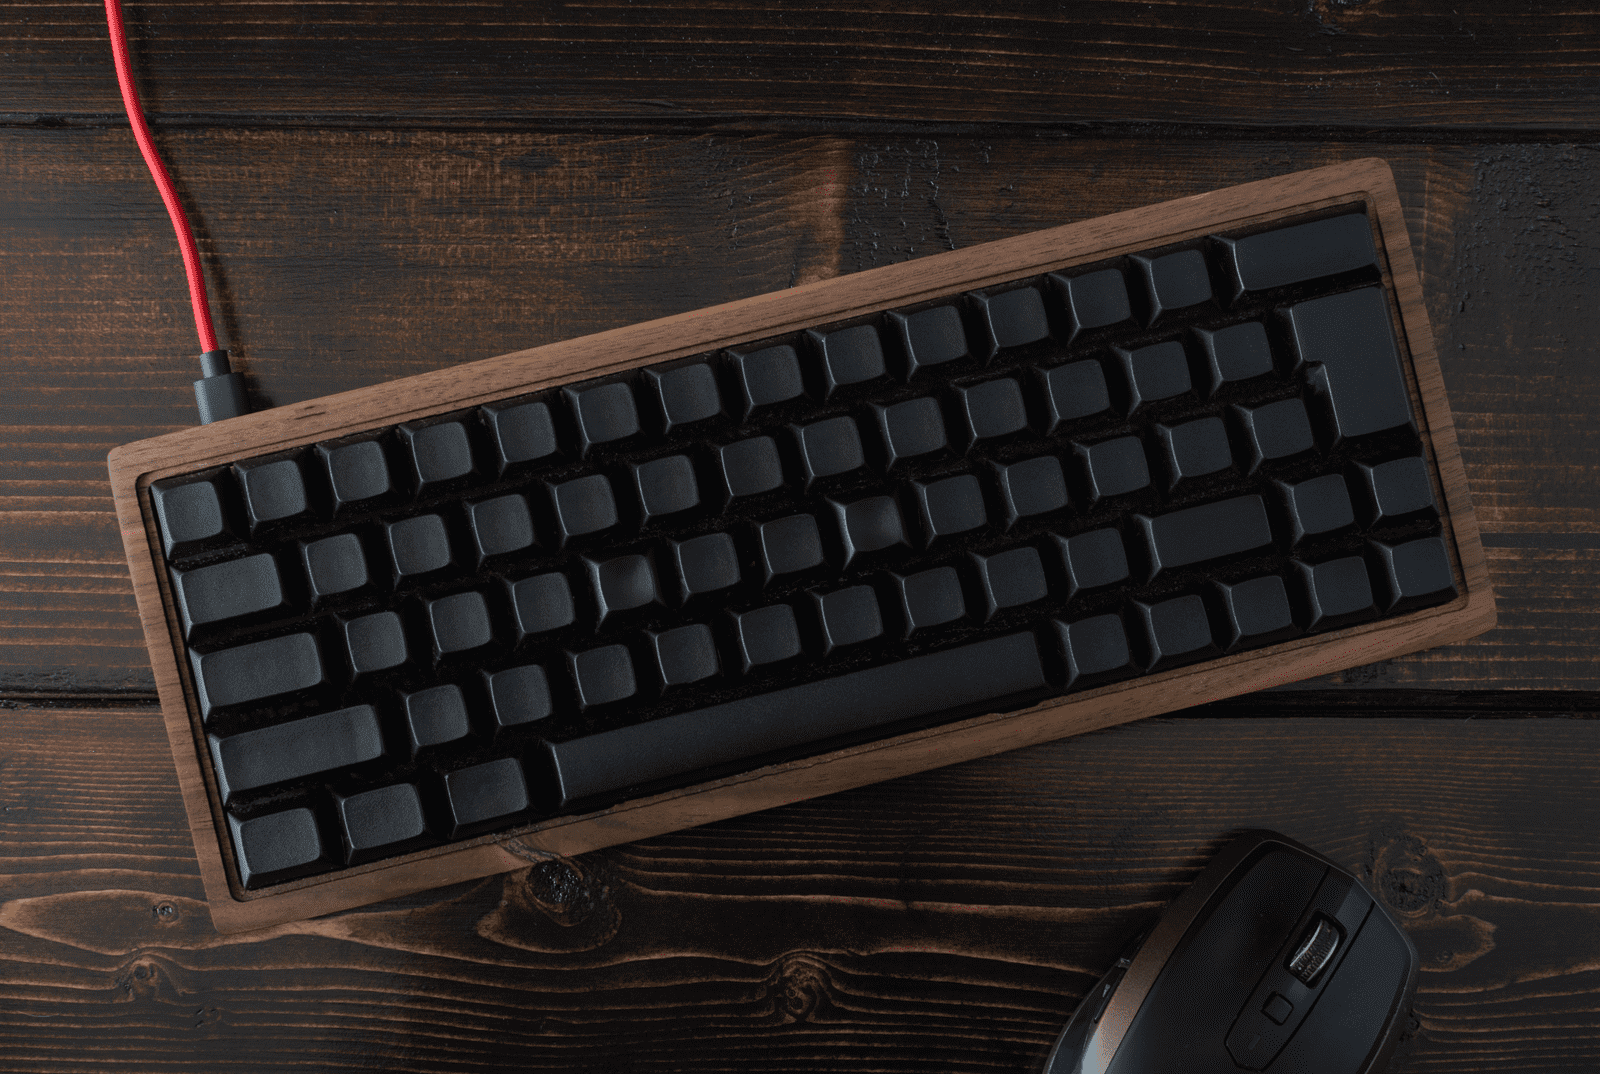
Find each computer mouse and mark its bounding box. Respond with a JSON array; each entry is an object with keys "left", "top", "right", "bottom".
[{"left": 1043, "top": 829, "right": 1419, "bottom": 1074}]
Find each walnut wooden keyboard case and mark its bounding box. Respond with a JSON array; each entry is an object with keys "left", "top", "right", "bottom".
[{"left": 109, "top": 158, "right": 1494, "bottom": 933}]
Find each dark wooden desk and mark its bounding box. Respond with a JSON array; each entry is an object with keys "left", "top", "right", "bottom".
[{"left": 4, "top": 4, "right": 1598, "bottom": 1069}]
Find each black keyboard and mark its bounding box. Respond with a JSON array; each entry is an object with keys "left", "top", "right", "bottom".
[{"left": 113, "top": 160, "right": 1492, "bottom": 928}]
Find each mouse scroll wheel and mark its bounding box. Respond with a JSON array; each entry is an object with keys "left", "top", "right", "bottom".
[{"left": 1286, "top": 916, "right": 1341, "bottom": 984}]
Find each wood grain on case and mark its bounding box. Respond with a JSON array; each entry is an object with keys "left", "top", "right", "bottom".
[{"left": 108, "top": 159, "right": 1494, "bottom": 932}]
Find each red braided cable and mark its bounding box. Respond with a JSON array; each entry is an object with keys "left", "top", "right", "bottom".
[{"left": 104, "top": 0, "right": 220, "bottom": 354}]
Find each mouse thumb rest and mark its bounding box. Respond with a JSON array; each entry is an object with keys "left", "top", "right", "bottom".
[{"left": 1043, "top": 829, "right": 1420, "bottom": 1074}]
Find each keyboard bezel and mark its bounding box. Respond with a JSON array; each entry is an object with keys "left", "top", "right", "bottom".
[{"left": 109, "top": 157, "right": 1495, "bottom": 933}]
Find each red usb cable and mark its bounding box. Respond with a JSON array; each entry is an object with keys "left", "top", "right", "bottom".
[{"left": 104, "top": 0, "right": 219, "bottom": 354}]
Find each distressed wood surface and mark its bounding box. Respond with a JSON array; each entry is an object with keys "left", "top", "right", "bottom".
[
  {"left": 5, "top": 1, "right": 1600, "bottom": 130},
  {"left": 2, "top": 132, "right": 1595, "bottom": 694},
  {"left": 2, "top": 703, "right": 1599, "bottom": 1071}
]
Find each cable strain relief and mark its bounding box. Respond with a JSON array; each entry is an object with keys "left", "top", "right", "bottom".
[
  {"left": 198, "top": 348, "right": 232, "bottom": 378},
  {"left": 194, "top": 367, "right": 250, "bottom": 425}
]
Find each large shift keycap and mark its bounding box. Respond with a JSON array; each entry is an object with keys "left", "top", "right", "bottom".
[
  {"left": 229, "top": 809, "right": 325, "bottom": 889},
  {"left": 190, "top": 633, "right": 325, "bottom": 719},
  {"left": 1285, "top": 288, "right": 1413, "bottom": 442},
  {"left": 1217, "top": 213, "right": 1377, "bottom": 297},
  {"left": 1137, "top": 495, "right": 1273, "bottom": 580},
  {"left": 538, "top": 632, "right": 1048, "bottom": 810},
  {"left": 171, "top": 553, "right": 287, "bottom": 638},
  {"left": 208, "top": 703, "right": 384, "bottom": 804}
]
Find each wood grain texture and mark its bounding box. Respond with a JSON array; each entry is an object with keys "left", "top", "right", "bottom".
[
  {"left": 2, "top": 131, "right": 1593, "bottom": 694},
  {"left": 6, "top": 1, "right": 1600, "bottom": 130},
  {"left": 103, "top": 158, "right": 1494, "bottom": 931},
  {"left": 4, "top": 703, "right": 1600, "bottom": 1071}
]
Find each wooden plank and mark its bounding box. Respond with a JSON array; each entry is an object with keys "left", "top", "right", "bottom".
[
  {"left": 7, "top": 1, "right": 1600, "bottom": 130},
  {"left": 3, "top": 703, "right": 1600, "bottom": 1070},
  {"left": 2, "top": 132, "right": 1595, "bottom": 694},
  {"left": 104, "top": 157, "right": 1495, "bottom": 931}
]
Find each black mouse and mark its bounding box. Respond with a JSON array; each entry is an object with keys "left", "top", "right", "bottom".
[{"left": 1043, "top": 829, "right": 1419, "bottom": 1074}]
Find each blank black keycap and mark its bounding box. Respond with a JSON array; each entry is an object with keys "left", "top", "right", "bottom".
[
  {"left": 1075, "top": 437, "right": 1151, "bottom": 502},
  {"left": 335, "top": 783, "right": 428, "bottom": 865},
  {"left": 229, "top": 809, "right": 326, "bottom": 889},
  {"left": 1038, "top": 360, "right": 1112, "bottom": 433},
  {"left": 508, "top": 571, "right": 576, "bottom": 639},
  {"left": 467, "top": 493, "right": 535, "bottom": 562},
  {"left": 426, "top": 590, "right": 493, "bottom": 657},
  {"left": 727, "top": 343, "right": 805, "bottom": 418},
  {"left": 715, "top": 436, "right": 784, "bottom": 503},
  {"left": 569, "top": 644, "right": 637, "bottom": 708},
  {"left": 892, "top": 567, "right": 966, "bottom": 637},
  {"left": 807, "top": 324, "right": 887, "bottom": 396},
  {"left": 971, "top": 285, "right": 1050, "bottom": 357},
  {"left": 1055, "top": 614, "right": 1138, "bottom": 690},
  {"left": 1286, "top": 288, "right": 1414, "bottom": 442},
  {"left": 647, "top": 624, "right": 720, "bottom": 689},
  {"left": 791, "top": 416, "right": 865, "bottom": 487},
  {"left": 1217, "top": 213, "right": 1378, "bottom": 298},
  {"left": 1055, "top": 528, "right": 1130, "bottom": 598},
  {"left": 151, "top": 473, "right": 232, "bottom": 559},
  {"left": 832, "top": 495, "right": 907, "bottom": 568},
  {"left": 1355, "top": 456, "right": 1437, "bottom": 526},
  {"left": 318, "top": 439, "right": 392, "bottom": 510},
  {"left": 564, "top": 380, "right": 640, "bottom": 453},
  {"left": 1235, "top": 398, "right": 1315, "bottom": 472},
  {"left": 758, "top": 514, "right": 825, "bottom": 581},
  {"left": 208, "top": 703, "right": 384, "bottom": 804},
  {"left": 955, "top": 377, "right": 1029, "bottom": 446},
  {"left": 913, "top": 474, "right": 987, "bottom": 545},
  {"left": 632, "top": 455, "right": 700, "bottom": 522},
  {"left": 301, "top": 532, "right": 368, "bottom": 602},
  {"left": 1051, "top": 268, "right": 1134, "bottom": 340},
  {"left": 537, "top": 632, "right": 1048, "bottom": 811},
  {"left": 1134, "top": 595, "right": 1218, "bottom": 671},
  {"left": 1157, "top": 417, "right": 1232, "bottom": 490},
  {"left": 481, "top": 398, "right": 559, "bottom": 473},
  {"left": 1138, "top": 495, "right": 1273, "bottom": 580},
  {"left": 811, "top": 585, "right": 884, "bottom": 652},
  {"left": 343, "top": 611, "right": 408, "bottom": 676},
  {"left": 442, "top": 758, "right": 529, "bottom": 839},
  {"left": 972, "top": 546, "right": 1048, "bottom": 620},
  {"left": 1294, "top": 555, "right": 1378, "bottom": 631},
  {"left": 873, "top": 397, "right": 948, "bottom": 469},
  {"left": 386, "top": 514, "right": 454, "bottom": 580},
  {"left": 190, "top": 633, "right": 325, "bottom": 720},
  {"left": 643, "top": 362, "right": 722, "bottom": 433},
  {"left": 587, "top": 553, "right": 662, "bottom": 627},
  {"left": 403, "top": 684, "right": 471, "bottom": 751},
  {"left": 485, "top": 664, "right": 553, "bottom": 728},
  {"left": 889, "top": 305, "right": 970, "bottom": 377},
  {"left": 171, "top": 553, "right": 287, "bottom": 638},
  {"left": 1370, "top": 537, "right": 1457, "bottom": 614},
  {"left": 1134, "top": 250, "right": 1212, "bottom": 324},
  {"left": 993, "top": 456, "right": 1069, "bottom": 528},
  {"left": 1213, "top": 575, "right": 1299, "bottom": 651},
  {"left": 671, "top": 532, "right": 741, "bottom": 601},
  {"left": 730, "top": 604, "right": 803, "bottom": 671},
  {"left": 548, "top": 474, "right": 618, "bottom": 543},
  {"left": 1195, "top": 322, "right": 1274, "bottom": 395},
  {"left": 234, "top": 457, "right": 310, "bottom": 532},
  {"left": 1277, "top": 473, "right": 1355, "bottom": 547},
  {"left": 398, "top": 421, "right": 475, "bottom": 492},
  {"left": 1117, "top": 341, "right": 1193, "bottom": 412}
]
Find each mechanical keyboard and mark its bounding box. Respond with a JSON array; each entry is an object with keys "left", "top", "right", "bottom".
[{"left": 109, "top": 159, "right": 1493, "bottom": 932}]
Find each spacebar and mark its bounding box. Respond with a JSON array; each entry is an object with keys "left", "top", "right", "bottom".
[{"left": 539, "top": 631, "right": 1049, "bottom": 811}]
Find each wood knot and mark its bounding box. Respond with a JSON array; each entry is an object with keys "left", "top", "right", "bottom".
[
  {"left": 766, "top": 953, "right": 831, "bottom": 1023},
  {"left": 1367, "top": 829, "right": 1446, "bottom": 916},
  {"left": 475, "top": 856, "right": 621, "bottom": 953}
]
